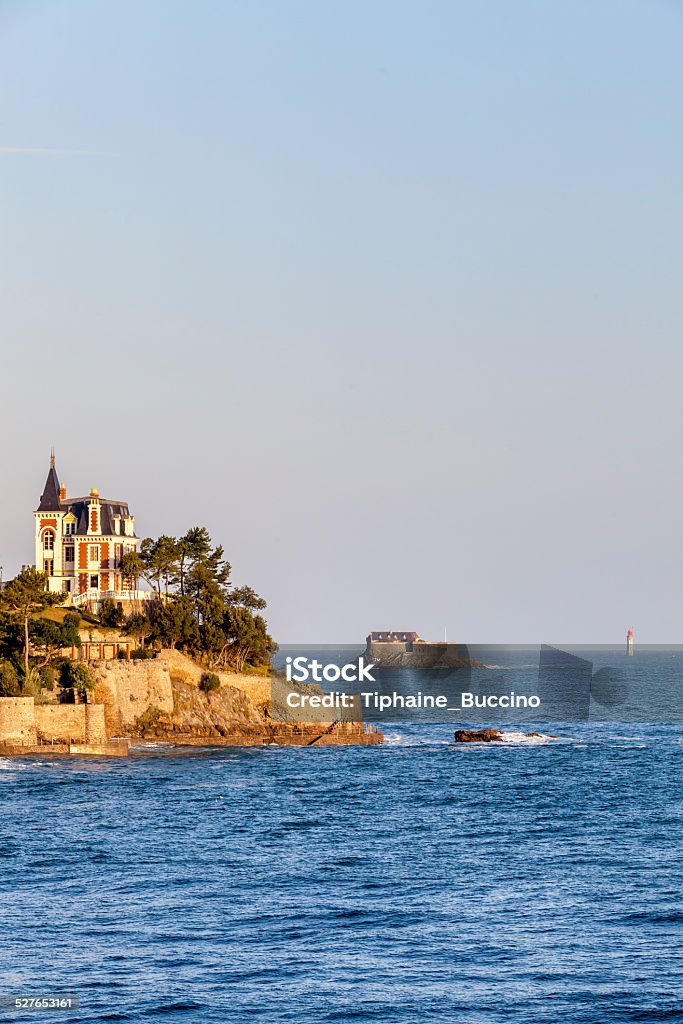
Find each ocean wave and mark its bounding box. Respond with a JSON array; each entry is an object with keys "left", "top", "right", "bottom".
[
  {"left": 494, "top": 731, "right": 554, "bottom": 744},
  {"left": 481, "top": 663, "right": 539, "bottom": 670},
  {"left": 0, "top": 758, "right": 29, "bottom": 770},
  {"left": 382, "top": 729, "right": 558, "bottom": 747},
  {"left": 381, "top": 732, "right": 451, "bottom": 747}
]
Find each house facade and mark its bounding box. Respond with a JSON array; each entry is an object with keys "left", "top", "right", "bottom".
[{"left": 34, "top": 453, "right": 146, "bottom": 610}]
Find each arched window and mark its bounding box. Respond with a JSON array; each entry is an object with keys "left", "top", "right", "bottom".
[{"left": 43, "top": 530, "right": 55, "bottom": 551}]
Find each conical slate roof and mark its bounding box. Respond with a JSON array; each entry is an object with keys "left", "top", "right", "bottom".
[{"left": 36, "top": 456, "right": 62, "bottom": 512}]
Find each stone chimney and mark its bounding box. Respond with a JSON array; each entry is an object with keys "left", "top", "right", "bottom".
[{"left": 88, "top": 487, "right": 101, "bottom": 535}]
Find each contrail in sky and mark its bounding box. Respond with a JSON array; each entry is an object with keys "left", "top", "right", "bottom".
[{"left": 0, "top": 146, "right": 114, "bottom": 156}]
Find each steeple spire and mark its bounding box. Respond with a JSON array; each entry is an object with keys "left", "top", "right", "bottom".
[{"left": 36, "top": 452, "right": 62, "bottom": 511}]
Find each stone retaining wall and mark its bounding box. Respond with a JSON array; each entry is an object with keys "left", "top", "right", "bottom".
[
  {"left": 34, "top": 704, "right": 86, "bottom": 743},
  {"left": 1, "top": 699, "right": 108, "bottom": 747},
  {"left": 90, "top": 659, "right": 175, "bottom": 734},
  {"left": 0, "top": 697, "right": 37, "bottom": 746}
]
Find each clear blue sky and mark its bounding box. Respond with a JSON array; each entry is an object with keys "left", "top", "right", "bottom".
[{"left": 1, "top": 0, "right": 681, "bottom": 641}]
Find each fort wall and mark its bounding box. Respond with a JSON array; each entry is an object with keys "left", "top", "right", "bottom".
[
  {"left": 84, "top": 703, "right": 107, "bottom": 743},
  {"left": 0, "top": 698, "right": 37, "bottom": 746},
  {"left": 34, "top": 704, "right": 86, "bottom": 743},
  {"left": 0, "top": 700, "right": 109, "bottom": 747},
  {"left": 366, "top": 639, "right": 474, "bottom": 669},
  {"left": 90, "top": 659, "right": 175, "bottom": 734}
]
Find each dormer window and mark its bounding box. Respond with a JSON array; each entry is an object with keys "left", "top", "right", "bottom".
[{"left": 65, "top": 521, "right": 75, "bottom": 536}]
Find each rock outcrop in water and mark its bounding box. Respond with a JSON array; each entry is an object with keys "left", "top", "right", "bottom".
[
  {"left": 454, "top": 729, "right": 506, "bottom": 742},
  {"left": 454, "top": 729, "right": 552, "bottom": 743}
]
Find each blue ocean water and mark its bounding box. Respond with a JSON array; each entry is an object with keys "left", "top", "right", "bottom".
[{"left": 0, "top": 723, "right": 681, "bottom": 1024}]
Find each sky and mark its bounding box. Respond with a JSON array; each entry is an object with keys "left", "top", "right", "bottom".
[{"left": 0, "top": 0, "right": 681, "bottom": 642}]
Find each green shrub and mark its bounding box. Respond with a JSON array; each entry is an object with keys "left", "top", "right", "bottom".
[
  {"left": 131, "top": 648, "right": 155, "bottom": 660},
  {"left": 199, "top": 672, "right": 220, "bottom": 695},
  {"left": 0, "top": 662, "right": 20, "bottom": 697},
  {"left": 22, "top": 667, "right": 43, "bottom": 697},
  {"left": 58, "top": 661, "right": 93, "bottom": 690},
  {"left": 38, "top": 665, "right": 58, "bottom": 690},
  {"left": 99, "top": 599, "right": 125, "bottom": 628}
]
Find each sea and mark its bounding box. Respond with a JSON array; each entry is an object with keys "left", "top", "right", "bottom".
[{"left": 0, "top": 721, "right": 681, "bottom": 1024}]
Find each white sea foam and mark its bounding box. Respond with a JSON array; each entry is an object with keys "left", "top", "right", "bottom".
[
  {"left": 495, "top": 731, "right": 554, "bottom": 745},
  {"left": 129, "top": 742, "right": 176, "bottom": 750},
  {"left": 382, "top": 732, "right": 457, "bottom": 747},
  {"left": 481, "top": 663, "right": 539, "bottom": 670},
  {"left": 381, "top": 728, "right": 558, "bottom": 748},
  {"left": 0, "top": 757, "right": 29, "bottom": 771}
]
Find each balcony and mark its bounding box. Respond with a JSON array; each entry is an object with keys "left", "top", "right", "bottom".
[{"left": 71, "top": 589, "right": 152, "bottom": 609}]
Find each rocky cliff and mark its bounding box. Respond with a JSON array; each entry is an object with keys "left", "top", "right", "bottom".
[{"left": 92, "top": 651, "right": 381, "bottom": 746}]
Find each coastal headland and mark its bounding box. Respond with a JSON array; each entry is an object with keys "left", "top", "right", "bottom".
[
  {"left": 0, "top": 476, "right": 383, "bottom": 757},
  {"left": 0, "top": 650, "right": 382, "bottom": 756}
]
